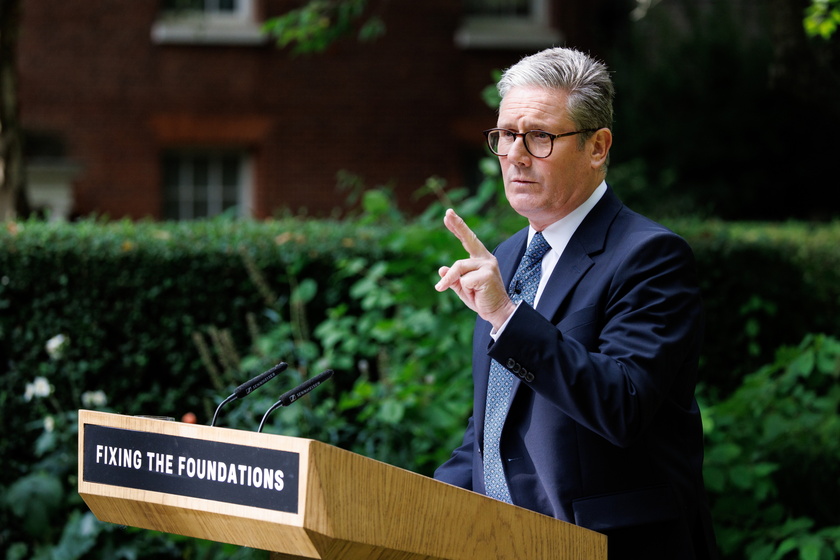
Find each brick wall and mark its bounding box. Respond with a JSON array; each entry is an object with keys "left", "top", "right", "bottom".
[{"left": 17, "top": 1, "right": 604, "bottom": 219}]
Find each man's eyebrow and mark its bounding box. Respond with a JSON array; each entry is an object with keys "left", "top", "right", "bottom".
[{"left": 496, "top": 125, "right": 550, "bottom": 132}]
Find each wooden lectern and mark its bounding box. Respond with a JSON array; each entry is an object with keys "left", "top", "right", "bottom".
[{"left": 78, "top": 410, "right": 606, "bottom": 560}]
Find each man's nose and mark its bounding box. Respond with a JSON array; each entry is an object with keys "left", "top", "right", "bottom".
[{"left": 506, "top": 134, "right": 531, "bottom": 164}]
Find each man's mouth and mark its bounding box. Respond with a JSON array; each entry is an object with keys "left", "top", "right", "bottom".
[{"left": 509, "top": 177, "right": 536, "bottom": 186}]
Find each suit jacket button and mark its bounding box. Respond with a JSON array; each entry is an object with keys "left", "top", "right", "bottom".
[
  {"left": 506, "top": 358, "right": 516, "bottom": 369},
  {"left": 524, "top": 372, "right": 535, "bottom": 382},
  {"left": 519, "top": 368, "right": 528, "bottom": 379}
]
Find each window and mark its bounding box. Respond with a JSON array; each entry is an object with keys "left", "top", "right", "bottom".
[
  {"left": 152, "top": 0, "right": 266, "bottom": 45},
  {"left": 162, "top": 152, "right": 252, "bottom": 220},
  {"left": 456, "top": 0, "right": 562, "bottom": 49}
]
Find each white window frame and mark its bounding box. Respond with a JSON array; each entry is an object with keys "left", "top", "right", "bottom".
[
  {"left": 162, "top": 151, "right": 253, "bottom": 220},
  {"left": 152, "top": 0, "right": 266, "bottom": 46},
  {"left": 456, "top": 0, "right": 562, "bottom": 49}
]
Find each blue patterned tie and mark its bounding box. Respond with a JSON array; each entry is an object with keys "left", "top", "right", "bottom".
[{"left": 483, "top": 231, "right": 551, "bottom": 503}]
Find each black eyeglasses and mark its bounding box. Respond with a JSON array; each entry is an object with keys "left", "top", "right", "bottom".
[{"left": 483, "top": 128, "right": 598, "bottom": 158}]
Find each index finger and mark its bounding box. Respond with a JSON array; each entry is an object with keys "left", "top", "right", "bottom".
[{"left": 444, "top": 209, "right": 493, "bottom": 259}]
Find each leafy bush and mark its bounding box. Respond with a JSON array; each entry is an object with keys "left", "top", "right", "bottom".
[{"left": 702, "top": 334, "right": 840, "bottom": 559}]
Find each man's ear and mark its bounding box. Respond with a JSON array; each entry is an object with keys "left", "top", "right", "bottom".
[{"left": 589, "top": 128, "right": 612, "bottom": 169}]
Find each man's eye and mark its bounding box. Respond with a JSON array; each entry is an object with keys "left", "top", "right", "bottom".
[{"left": 530, "top": 131, "right": 551, "bottom": 140}]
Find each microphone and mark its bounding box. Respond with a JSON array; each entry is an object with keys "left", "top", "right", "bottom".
[
  {"left": 210, "top": 362, "right": 287, "bottom": 427},
  {"left": 258, "top": 369, "right": 334, "bottom": 433}
]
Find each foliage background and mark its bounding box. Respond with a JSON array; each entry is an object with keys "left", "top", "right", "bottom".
[{"left": 3, "top": 1, "right": 840, "bottom": 559}]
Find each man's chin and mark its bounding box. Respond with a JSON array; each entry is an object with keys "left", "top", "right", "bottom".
[{"left": 507, "top": 195, "right": 542, "bottom": 218}]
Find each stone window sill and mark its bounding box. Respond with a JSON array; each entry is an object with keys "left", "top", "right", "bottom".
[
  {"left": 455, "top": 17, "right": 562, "bottom": 50},
  {"left": 152, "top": 17, "right": 267, "bottom": 46}
]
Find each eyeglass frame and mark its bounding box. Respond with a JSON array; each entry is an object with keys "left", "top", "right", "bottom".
[{"left": 482, "top": 128, "right": 600, "bottom": 159}]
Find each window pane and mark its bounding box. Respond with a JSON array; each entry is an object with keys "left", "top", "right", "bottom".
[
  {"left": 188, "top": 156, "right": 206, "bottom": 219},
  {"left": 221, "top": 156, "right": 240, "bottom": 210},
  {"left": 162, "top": 0, "right": 238, "bottom": 13},
  {"left": 465, "top": 0, "right": 530, "bottom": 17},
  {"left": 192, "top": 156, "right": 209, "bottom": 188},
  {"left": 217, "top": 0, "right": 237, "bottom": 13},
  {"left": 192, "top": 200, "right": 207, "bottom": 218},
  {"left": 162, "top": 156, "right": 179, "bottom": 190},
  {"left": 221, "top": 156, "right": 239, "bottom": 185},
  {"left": 162, "top": 156, "right": 180, "bottom": 220}
]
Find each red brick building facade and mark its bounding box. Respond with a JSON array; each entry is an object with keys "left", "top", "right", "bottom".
[{"left": 17, "top": 1, "right": 615, "bottom": 220}]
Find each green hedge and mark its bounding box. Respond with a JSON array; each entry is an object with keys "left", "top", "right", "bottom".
[
  {"left": 2, "top": 203, "right": 839, "bottom": 559},
  {"left": 676, "top": 220, "right": 840, "bottom": 396}
]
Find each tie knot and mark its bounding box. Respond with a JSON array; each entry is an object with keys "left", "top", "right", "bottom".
[
  {"left": 524, "top": 231, "right": 551, "bottom": 263},
  {"left": 507, "top": 231, "right": 551, "bottom": 305}
]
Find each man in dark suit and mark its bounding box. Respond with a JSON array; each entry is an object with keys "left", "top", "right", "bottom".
[{"left": 433, "top": 47, "right": 718, "bottom": 559}]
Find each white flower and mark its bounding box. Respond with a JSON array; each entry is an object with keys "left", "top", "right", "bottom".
[
  {"left": 24, "top": 376, "right": 53, "bottom": 401},
  {"left": 45, "top": 334, "right": 69, "bottom": 360},
  {"left": 81, "top": 390, "right": 108, "bottom": 408},
  {"left": 44, "top": 415, "right": 55, "bottom": 433}
]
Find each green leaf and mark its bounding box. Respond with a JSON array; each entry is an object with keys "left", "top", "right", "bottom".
[
  {"left": 800, "top": 537, "right": 825, "bottom": 560},
  {"left": 379, "top": 400, "right": 405, "bottom": 424},
  {"left": 292, "top": 278, "right": 318, "bottom": 304},
  {"left": 729, "top": 465, "right": 754, "bottom": 490},
  {"left": 788, "top": 350, "right": 815, "bottom": 378},
  {"left": 51, "top": 510, "right": 103, "bottom": 560},
  {"left": 772, "top": 537, "right": 798, "bottom": 559},
  {"left": 5, "top": 472, "right": 64, "bottom": 537}
]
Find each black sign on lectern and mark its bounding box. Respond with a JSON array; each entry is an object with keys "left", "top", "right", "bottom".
[{"left": 82, "top": 424, "right": 300, "bottom": 514}]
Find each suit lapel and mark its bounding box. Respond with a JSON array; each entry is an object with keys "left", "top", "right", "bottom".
[
  {"left": 535, "top": 236, "right": 593, "bottom": 316},
  {"left": 536, "top": 187, "right": 622, "bottom": 317}
]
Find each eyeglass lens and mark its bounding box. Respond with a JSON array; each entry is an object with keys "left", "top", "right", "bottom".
[{"left": 487, "top": 130, "right": 554, "bottom": 158}]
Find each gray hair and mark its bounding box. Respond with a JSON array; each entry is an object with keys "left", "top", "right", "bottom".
[{"left": 497, "top": 47, "right": 614, "bottom": 147}]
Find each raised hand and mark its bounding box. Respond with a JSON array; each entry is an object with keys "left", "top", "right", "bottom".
[{"left": 434, "top": 209, "right": 517, "bottom": 331}]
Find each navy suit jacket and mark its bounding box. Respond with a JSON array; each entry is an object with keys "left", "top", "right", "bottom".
[{"left": 434, "top": 187, "right": 718, "bottom": 559}]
